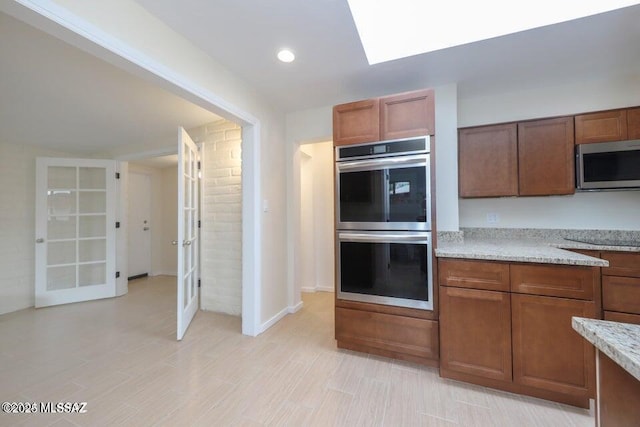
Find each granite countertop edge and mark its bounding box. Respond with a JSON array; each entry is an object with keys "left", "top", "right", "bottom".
[
  {"left": 435, "top": 238, "right": 610, "bottom": 267},
  {"left": 572, "top": 317, "right": 640, "bottom": 381}
]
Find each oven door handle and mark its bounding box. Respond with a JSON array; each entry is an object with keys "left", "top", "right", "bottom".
[
  {"left": 339, "top": 233, "right": 430, "bottom": 244},
  {"left": 337, "top": 154, "right": 427, "bottom": 172}
]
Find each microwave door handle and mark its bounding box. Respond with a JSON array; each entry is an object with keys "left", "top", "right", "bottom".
[
  {"left": 337, "top": 154, "right": 427, "bottom": 171},
  {"left": 339, "top": 233, "right": 430, "bottom": 244}
]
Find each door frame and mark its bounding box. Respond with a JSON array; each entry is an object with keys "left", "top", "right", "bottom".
[
  {"left": 10, "top": 1, "right": 262, "bottom": 336},
  {"left": 116, "top": 131, "right": 260, "bottom": 337}
]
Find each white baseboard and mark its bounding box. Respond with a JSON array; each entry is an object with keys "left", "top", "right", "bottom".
[
  {"left": 259, "top": 307, "right": 289, "bottom": 333},
  {"left": 316, "top": 285, "right": 334, "bottom": 293},
  {"left": 301, "top": 286, "right": 316, "bottom": 293},
  {"left": 259, "top": 301, "right": 305, "bottom": 333},
  {"left": 288, "top": 301, "right": 304, "bottom": 314},
  {"left": 301, "top": 284, "right": 334, "bottom": 293},
  {"left": 150, "top": 271, "right": 177, "bottom": 277}
]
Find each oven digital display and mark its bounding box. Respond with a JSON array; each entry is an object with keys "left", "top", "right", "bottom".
[{"left": 372, "top": 145, "right": 386, "bottom": 154}]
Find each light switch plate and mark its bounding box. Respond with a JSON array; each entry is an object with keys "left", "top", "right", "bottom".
[{"left": 486, "top": 212, "right": 500, "bottom": 224}]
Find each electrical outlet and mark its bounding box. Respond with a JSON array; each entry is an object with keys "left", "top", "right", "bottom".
[{"left": 486, "top": 212, "right": 500, "bottom": 224}]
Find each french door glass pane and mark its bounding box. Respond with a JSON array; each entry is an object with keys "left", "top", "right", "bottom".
[
  {"left": 79, "top": 167, "right": 106, "bottom": 189},
  {"left": 79, "top": 263, "right": 106, "bottom": 287},
  {"left": 47, "top": 241, "right": 76, "bottom": 265},
  {"left": 48, "top": 216, "right": 76, "bottom": 239},
  {"left": 79, "top": 192, "right": 106, "bottom": 214},
  {"left": 48, "top": 191, "right": 76, "bottom": 216},
  {"left": 79, "top": 239, "right": 106, "bottom": 262},
  {"left": 79, "top": 216, "right": 106, "bottom": 238},
  {"left": 47, "top": 266, "right": 76, "bottom": 290},
  {"left": 48, "top": 167, "right": 76, "bottom": 189}
]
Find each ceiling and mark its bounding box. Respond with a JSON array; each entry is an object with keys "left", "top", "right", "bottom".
[
  {"left": 1, "top": 2, "right": 639, "bottom": 155},
  {"left": 0, "top": 12, "right": 220, "bottom": 153},
  {"left": 134, "top": 0, "right": 640, "bottom": 112}
]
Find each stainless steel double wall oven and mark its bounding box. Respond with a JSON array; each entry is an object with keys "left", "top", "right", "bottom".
[{"left": 335, "top": 136, "right": 433, "bottom": 310}]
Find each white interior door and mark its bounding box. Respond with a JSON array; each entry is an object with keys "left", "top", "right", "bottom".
[
  {"left": 127, "top": 172, "right": 152, "bottom": 278},
  {"left": 35, "top": 158, "right": 116, "bottom": 307},
  {"left": 177, "top": 128, "right": 200, "bottom": 340}
]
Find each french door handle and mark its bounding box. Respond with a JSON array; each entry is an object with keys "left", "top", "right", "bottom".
[
  {"left": 183, "top": 240, "right": 192, "bottom": 246},
  {"left": 143, "top": 227, "right": 150, "bottom": 231},
  {"left": 172, "top": 240, "right": 178, "bottom": 246},
  {"left": 36, "top": 238, "right": 45, "bottom": 243}
]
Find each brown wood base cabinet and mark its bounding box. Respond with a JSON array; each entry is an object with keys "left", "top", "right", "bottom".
[
  {"left": 597, "top": 351, "right": 640, "bottom": 426},
  {"left": 438, "top": 258, "right": 599, "bottom": 408}
]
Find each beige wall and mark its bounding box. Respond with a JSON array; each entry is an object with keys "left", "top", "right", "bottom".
[{"left": 0, "top": 142, "right": 77, "bottom": 315}]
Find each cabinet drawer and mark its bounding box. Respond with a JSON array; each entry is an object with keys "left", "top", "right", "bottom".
[
  {"left": 438, "top": 259, "right": 510, "bottom": 291},
  {"left": 602, "top": 275, "right": 640, "bottom": 315},
  {"left": 335, "top": 307, "right": 438, "bottom": 360},
  {"left": 510, "top": 264, "right": 597, "bottom": 300},
  {"left": 604, "top": 310, "right": 640, "bottom": 325},
  {"left": 601, "top": 251, "right": 640, "bottom": 278}
]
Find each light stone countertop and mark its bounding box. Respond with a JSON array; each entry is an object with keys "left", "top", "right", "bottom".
[
  {"left": 435, "top": 238, "right": 609, "bottom": 266},
  {"left": 572, "top": 317, "right": 640, "bottom": 381}
]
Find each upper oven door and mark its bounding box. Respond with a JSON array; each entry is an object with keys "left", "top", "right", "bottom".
[{"left": 336, "top": 154, "right": 431, "bottom": 231}]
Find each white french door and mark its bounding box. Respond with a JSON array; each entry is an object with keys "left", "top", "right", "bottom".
[
  {"left": 35, "top": 158, "right": 117, "bottom": 307},
  {"left": 177, "top": 127, "right": 200, "bottom": 340}
]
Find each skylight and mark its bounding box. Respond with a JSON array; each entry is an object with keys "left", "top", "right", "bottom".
[{"left": 347, "top": 0, "right": 639, "bottom": 65}]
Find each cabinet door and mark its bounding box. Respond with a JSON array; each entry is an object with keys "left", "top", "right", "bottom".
[
  {"left": 628, "top": 107, "right": 640, "bottom": 139},
  {"left": 440, "top": 287, "right": 512, "bottom": 381},
  {"left": 458, "top": 124, "right": 518, "bottom": 197},
  {"left": 512, "top": 294, "right": 595, "bottom": 398},
  {"left": 380, "top": 89, "right": 435, "bottom": 140},
  {"left": 518, "top": 117, "right": 575, "bottom": 196},
  {"left": 333, "top": 99, "right": 380, "bottom": 146},
  {"left": 575, "top": 109, "right": 628, "bottom": 144}
]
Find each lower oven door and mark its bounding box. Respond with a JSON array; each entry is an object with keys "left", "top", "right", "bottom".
[{"left": 337, "top": 231, "right": 433, "bottom": 310}]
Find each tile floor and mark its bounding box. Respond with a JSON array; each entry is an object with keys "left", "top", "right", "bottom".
[{"left": 0, "top": 276, "right": 594, "bottom": 426}]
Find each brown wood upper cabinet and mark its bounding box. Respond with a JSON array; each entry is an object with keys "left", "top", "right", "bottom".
[
  {"left": 458, "top": 123, "right": 518, "bottom": 197},
  {"left": 333, "top": 89, "right": 435, "bottom": 146},
  {"left": 575, "top": 109, "right": 628, "bottom": 144},
  {"left": 518, "top": 117, "right": 575, "bottom": 196},
  {"left": 628, "top": 107, "right": 640, "bottom": 139},
  {"left": 333, "top": 99, "right": 380, "bottom": 146},
  {"left": 459, "top": 117, "right": 575, "bottom": 198},
  {"left": 380, "top": 89, "right": 435, "bottom": 141}
]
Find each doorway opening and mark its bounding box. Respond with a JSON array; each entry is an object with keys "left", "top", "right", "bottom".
[
  {"left": 297, "top": 141, "right": 335, "bottom": 297},
  {"left": 122, "top": 119, "right": 244, "bottom": 325}
]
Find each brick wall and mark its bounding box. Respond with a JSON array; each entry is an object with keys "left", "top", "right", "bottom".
[{"left": 196, "top": 120, "right": 242, "bottom": 315}]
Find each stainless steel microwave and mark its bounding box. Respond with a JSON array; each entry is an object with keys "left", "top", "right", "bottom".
[{"left": 576, "top": 140, "right": 640, "bottom": 190}]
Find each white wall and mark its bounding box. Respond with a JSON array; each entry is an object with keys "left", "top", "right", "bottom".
[
  {"left": 458, "top": 71, "right": 640, "bottom": 230},
  {"left": 197, "top": 120, "right": 243, "bottom": 316},
  {"left": 3, "top": 0, "right": 289, "bottom": 334},
  {"left": 0, "top": 142, "right": 76, "bottom": 315}
]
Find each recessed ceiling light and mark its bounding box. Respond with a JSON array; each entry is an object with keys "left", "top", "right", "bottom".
[
  {"left": 277, "top": 49, "right": 295, "bottom": 63},
  {"left": 347, "top": 0, "right": 640, "bottom": 65}
]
